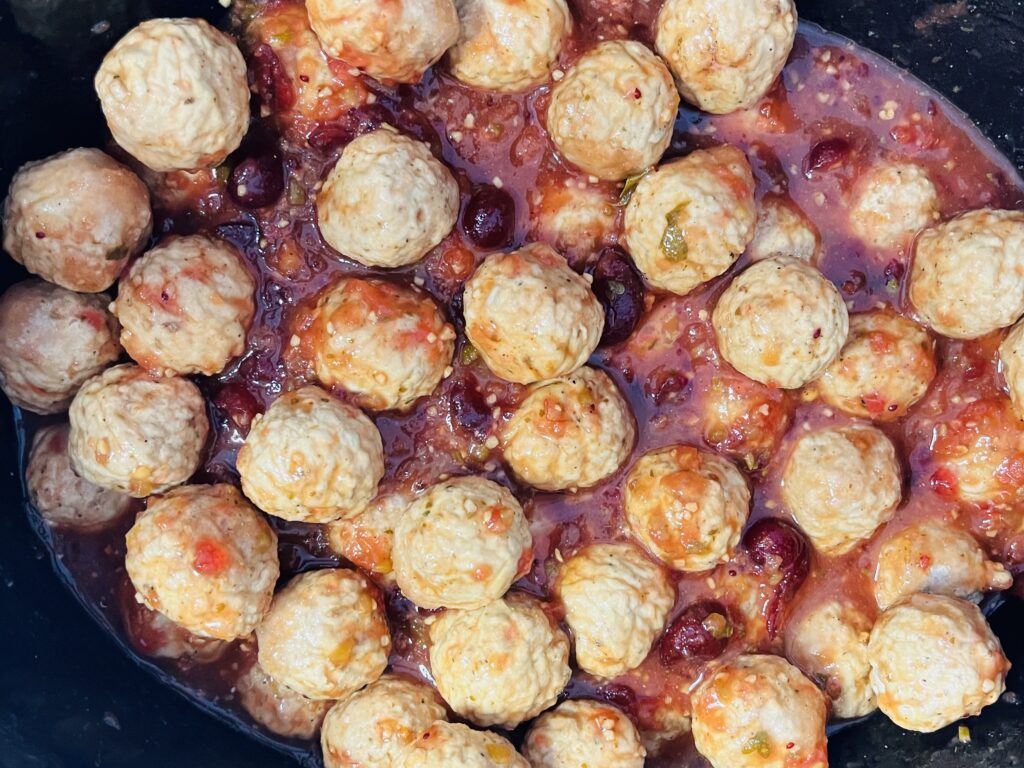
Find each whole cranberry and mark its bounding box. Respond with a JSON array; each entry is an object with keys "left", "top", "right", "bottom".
[
  {"left": 660, "top": 600, "right": 732, "bottom": 666},
  {"left": 803, "top": 137, "right": 852, "bottom": 176},
  {"left": 211, "top": 382, "right": 262, "bottom": 436},
  {"left": 588, "top": 247, "right": 645, "bottom": 346},
  {"left": 743, "top": 517, "right": 811, "bottom": 637},
  {"left": 249, "top": 43, "right": 294, "bottom": 113},
  {"left": 462, "top": 186, "right": 516, "bottom": 249},
  {"left": 229, "top": 152, "right": 284, "bottom": 210},
  {"left": 446, "top": 374, "right": 491, "bottom": 437}
]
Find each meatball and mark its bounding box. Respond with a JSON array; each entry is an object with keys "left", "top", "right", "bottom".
[
  {"left": 400, "top": 722, "right": 529, "bottom": 768},
  {"left": 781, "top": 424, "right": 901, "bottom": 555},
  {"left": 785, "top": 600, "right": 876, "bottom": 719},
  {"left": 326, "top": 492, "right": 409, "bottom": 586},
  {"left": 112, "top": 235, "right": 255, "bottom": 376},
  {"left": 624, "top": 145, "right": 757, "bottom": 296},
  {"left": 256, "top": 568, "right": 390, "bottom": 700},
  {"left": 868, "top": 594, "right": 1009, "bottom": 732},
  {"left": 448, "top": 0, "right": 571, "bottom": 92},
  {"left": 316, "top": 126, "right": 459, "bottom": 268},
  {"left": 849, "top": 162, "right": 939, "bottom": 251},
  {"left": 429, "top": 592, "right": 571, "bottom": 727},
  {"left": 909, "top": 209, "right": 1024, "bottom": 339},
  {"left": 530, "top": 182, "right": 619, "bottom": 261},
  {"left": 501, "top": 366, "right": 635, "bottom": 491},
  {"left": 237, "top": 661, "right": 333, "bottom": 739},
  {"left": 873, "top": 519, "right": 1013, "bottom": 610},
  {"left": 747, "top": 195, "right": 819, "bottom": 263},
  {"left": 306, "top": 277, "right": 455, "bottom": 411},
  {"left": 2, "top": 148, "right": 151, "bottom": 291},
  {"left": 306, "top": 0, "right": 459, "bottom": 83},
  {"left": 321, "top": 675, "right": 446, "bottom": 768},
  {"left": 122, "top": 596, "right": 227, "bottom": 662},
  {"left": 999, "top": 319, "right": 1024, "bottom": 419},
  {"left": 68, "top": 364, "right": 208, "bottom": 496},
  {"left": 815, "top": 309, "right": 937, "bottom": 421},
  {"left": 556, "top": 542, "right": 675, "bottom": 678},
  {"left": 655, "top": 0, "right": 797, "bottom": 114},
  {"left": 463, "top": 243, "right": 604, "bottom": 384},
  {"left": 691, "top": 654, "right": 827, "bottom": 768},
  {"left": 392, "top": 476, "right": 532, "bottom": 610},
  {"left": 546, "top": 40, "right": 679, "bottom": 181},
  {"left": 94, "top": 19, "right": 249, "bottom": 171},
  {"left": 702, "top": 374, "right": 791, "bottom": 470},
  {"left": 125, "top": 484, "right": 279, "bottom": 640},
  {"left": 523, "top": 699, "right": 646, "bottom": 768},
  {"left": 0, "top": 280, "right": 120, "bottom": 414},
  {"left": 624, "top": 445, "right": 750, "bottom": 572},
  {"left": 712, "top": 256, "right": 849, "bottom": 389}
]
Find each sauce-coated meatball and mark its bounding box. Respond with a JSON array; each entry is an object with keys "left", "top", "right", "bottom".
[
  {"left": 624, "top": 145, "right": 757, "bottom": 296},
  {"left": 392, "top": 476, "right": 532, "bottom": 609},
  {"left": 306, "top": 277, "right": 455, "bottom": 411},
  {"left": 429, "top": 592, "right": 571, "bottom": 727},
  {"left": 849, "top": 162, "right": 939, "bottom": 251},
  {"left": 747, "top": 195, "right": 819, "bottom": 263},
  {"left": 713, "top": 256, "right": 848, "bottom": 389},
  {"left": 256, "top": 568, "right": 390, "bottom": 700},
  {"left": 316, "top": 126, "right": 459, "bottom": 268},
  {"left": 125, "top": 484, "right": 279, "bottom": 640},
  {"left": 655, "top": 0, "right": 797, "bottom": 114},
  {"left": 95, "top": 19, "right": 249, "bottom": 171},
  {"left": 69, "top": 364, "right": 209, "bottom": 496},
  {"left": 999, "top": 318, "right": 1024, "bottom": 418},
  {"left": 530, "top": 182, "right": 618, "bottom": 260},
  {"left": 400, "top": 722, "right": 529, "bottom": 768},
  {"left": 523, "top": 699, "right": 646, "bottom": 768},
  {"left": 0, "top": 280, "right": 120, "bottom": 414},
  {"left": 546, "top": 40, "right": 679, "bottom": 181},
  {"left": 237, "top": 386, "right": 384, "bottom": 523},
  {"left": 909, "top": 209, "right": 1024, "bottom": 339},
  {"left": 624, "top": 445, "right": 750, "bottom": 572},
  {"left": 556, "top": 542, "right": 675, "bottom": 678},
  {"left": 501, "top": 366, "right": 636, "bottom": 491},
  {"left": 237, "top": 661, "right": 333, "bottom": 739},
  {"left": 326, "top": 492, "right": 408, "bottom": 586},
  {"left": 464, "top": 243, "right": 604, "bottom": 384},
  {"left": 782, "top": 424, "right": 901, "bottom": 555},
  {"left": 123, "top": 596, "right": 227, "bottom": 662},
  {"left": 702, "top": 373, "right": 791, "bottom": 470},
  {"left": 3, "top": 148, "right": 151, "bottom": 291},
  {"left": 868, "top": 594, "right": 1009, "bottom": 732}
]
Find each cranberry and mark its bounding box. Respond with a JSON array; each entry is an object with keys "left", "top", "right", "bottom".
[
  {"left": 212, "top": 382, "right": 262, "bottom": 436},
  {"left": 660, "top": 600, "right": 732, "bottom": 665},
  {"left": 229, "top": 153, "right": 284, "bottom": 210},
  {"left": 803, "top": 137, "right": 851, "bottom": 176},
  {"left": 645, "top": 365, "right": 690, "bottom": 405},
  {"left": 595, "top": 683, "right": 638, "bottom": 719},
  {"left": 306, "top": 104, "right": 390, "bottom": 150},
  {"left": 447, "top": 374, "right": 491, "bottom": 437},
  {"left": 448, "top": 287, "right": 466, "bottom": 333},
  {"left": 249, "top": 43, "right": 294, "bottom": 113},
  {"left": 394, "top": 107, "right": 443, "bottom": 157},
  {"left": 462, "top": 186, "right": 516, "bottom": 249},
  {"left": 742, "top": 517, "right": 810, "bottom": 637},
  {"left": 588, "top": 247, "right": 645, "bottom": 346}
]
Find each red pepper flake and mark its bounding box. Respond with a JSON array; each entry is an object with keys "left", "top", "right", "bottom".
[
  {"left": 786, "top": 742, "right": 795, "bottom": 750},
  {"left": 193, "top": 538, "right": 230, "bottom": 576},
  {"left": 633, "top": 88, "right": 642, "bottom": 99},
  {"left": 930, "top": 466, "right": 958, "bottom": 498},
  {"left": 299, "top": 74, "right": 309, "bottom": 82},
  {"left": 812, "top": 328, "right": 822, "bottom": 339},
  {"left": 861, "top": 392, "right": 886, "bottom": 415},
  {"left": 35, "top": 231, "right": 45, "bottom": 239}
]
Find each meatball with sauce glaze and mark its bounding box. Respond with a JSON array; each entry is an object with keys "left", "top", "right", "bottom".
[
  {"left": 747, "top": 195, "right": 819, "bottom": 263},
  {"left": 399, "top": 722, "right": 529, "bottom": 768},
  {"left": 998, "top": 318, "right": 1024, "bottom": 419},
  {"left": 849, "top": 161, "right": 940, "bottom": 250},
  {"left": 530, "top": 182, "right": 619, "bottom": 261},
  {"left": 2, "top": 148, "right": 151, "bottom": 292},
  {"left": 123, "top": 596, "right": 227, "bottom": 662},
  {"left": 237, "top": 661, "right": 333, "bottom": 740},
  {"left": 523, "top": 699, "right": 646, "bottom": 768},
  {"left": 702, "top": 374, "right": 791, "bottom": 470},
  {"left": 326, "top": 492, "right": 409, "bottom": 586}
]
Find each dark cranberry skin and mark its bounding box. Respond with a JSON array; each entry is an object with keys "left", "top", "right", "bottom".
[
  {"left": 588, "top": 248, "right": 645, "bottom": 346},
  {"left": 595, "top": 683, "right": 639, "bottom": 720},
  {"left": 211, "top": 382, "right": 262, "bottom": 436},
  {"left": 448, "top": 287, "right": 466, "bottom": 333},
  {"left": 250, "top": 43, "right": 294, "bottom": 113},
  {"left": 660, "top": 600, "right": 732, "bottom": 666},
  {"left": 743, "top": 517, "right": 810, "bottom": 637},
  {"left": 446, "top": 374, "right": 491, "bottom": 437},
  {"left": 462, "top": 186, "right": 516, "bottom": 249},
  {"left": 803, "top": 137, "right": 852, "bottom": 176},
  {"left": 229, "top": 153, "right": 285, "bottom": 210},
  {"left": 215, "top": 220, "right": 260, "bottom": 250},
  {"left": 306, "top": 104, "right": 390, "bottom": 150}
]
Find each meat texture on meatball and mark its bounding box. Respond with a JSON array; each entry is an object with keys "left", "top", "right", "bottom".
[
  {"left": 529, "top": 181, "right": 619, "bottom": 261},
  {"left": 326, "top": 492, "right": 409, "bottom": 586},
  {"left": 2, "top": 148, "right": 151, "bottom": 292},
  {"left": 702, "top": 373, "right": 791, "bottom": 470},
  {"left": 999, "top": 318, "right": 1024, "bottom": 419},
  {"left": 237, "top": 661, "right": 333, "bottom": 740},
  {"left": 848, "top": 161, "right": 939, "bottom": 251},
  {"left": 400, "top": 722, "right": 530, "bottom": 768},
  {"left": 746, "top": 195, "right": 819, "bottom": 263},
  {"left": 524, "top": 699, "right": 646, "bottom": 768},
  {"left": 95, "top": 18, "right": 249, "bottom": 171}
]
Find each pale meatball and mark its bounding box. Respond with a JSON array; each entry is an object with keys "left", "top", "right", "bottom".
[
  {"left": 237, "top": 661, "right": 332, "bottom": 740},
  {"left": 321, "top": 675, "right": 446, "bottom": 768},
  {"left": 26, "top": 424, "right": 131, "bottom": 530},
  {"left": 501, "top": 367, "right": 635, "bottom": 491},
  {"left": 463, "top": 243, "right": 604, "bottom": 384},
  {"left": 400, "top": 722, "right": 529, "bottom": 768},
  {"left": 624, "top": 145, "right": 756, "bottom": 295},
  {"left": 785, "top": 600, "right": 876, "bottom": 719},
  {"left": 712, "top": 256, "right": 849, "bottom": 389},
  {"left": 999, "top": 319, "right": 1024, "bottom": 418},
  {"left": 873, "top": 519, "right": 1013, "bottom": 610},
  {"left": 316, "top": 126, "right": 459, "bottom": 268},
  {"left": 0, "top": 280, "right": 120, "bottom": 414},
  {"left": 624, "top": 445, "right": 750, "bottom": 572},
  {"left": 530, "top": 182, "right": 618, "bottom": 260},
  {"left": 68, "top": 364, "right": 208, "bottom": 496},
  {"left": 655, "top": 0, "right": 797, "bottom": 114},
  {"left": 524, "top": 699, "right": 646, "bottom": 768},
  {"left": 782, "top": 424, "right": 901, "bottom": 555},
  {"left": 815, "top": 309, "right": 937, "bottom": 421},
  {"left": 849, "top": 162, "right": 939, "bottom": 250},
  {"left": 747, "top": 196, "right": 819, "bottom": 263},
  {"left": 547, "top": 40, "right": 679, "bottom": 181},
  {"left": 392, "top": 476, "right": 532, "bottom": 610},
  {"left": 556, "top": 543, "right": 675, "bottom": 678},
  {"left": 122, "top": 597, "right": 227, "bottom": 662},
  {"left": 910, "top": 209, "right": 1024, "bottom": 339},
  {"left": 448, "top": 0, "right": 571, "bottom": 92},
  {"left": 306, "top": 0, "right": 459, "bottom": 83},
  {"left": 256, "top": 569, "right": 390, "bottom": 700},
  {"left": 326, "top": 492, "right": 409, "bottom": 585},
  {"left": 429, "top": 593, "right": 571, "bottom": 727},
  {"left": 868, "top": 594, "right": 1009, "bottom": 732},
  {"left": 95, "top": 19, "right": 249, "bottom": 171},
  {"left": 2, "top": 148, "right": 151, "bottom": 291},
  {"left": 237, "top": 386, "right": 383, "bottom": 523},
  {"left": 306, "top": 277, "right": 455, "bottom": 411},
  {"left": 125, "top": 484, "right": 279, "bottom": 640},
  {"left": 113, "top": 235, "right": 255, "bottom": 376},
  {"left": 691, "top": 654, "right": 828, "bottom": 768}
]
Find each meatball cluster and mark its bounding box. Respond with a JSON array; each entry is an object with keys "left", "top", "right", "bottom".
[{"left": 524, "top": 700, "right": 646, "bottom": 768}]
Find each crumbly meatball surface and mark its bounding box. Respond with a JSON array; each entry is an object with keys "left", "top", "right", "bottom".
[
  {"left": 712, "top": 255, "right": 849, "bottom": 389},
  {"left": 523, "top": 699, "right": 646, "bottom": 768},
  {"left": 868, "top": 594, "right": 1009, "bottom": 732},
  {"left": 463, "top": 243, "right": 604, "bottom": 384},
  {"left": 556, "top": 543, "right": 675, "bottom": 678},
  {"left": 501, "top": 366, "right": 635, "bottom": 491},
  {"left": 237, "top": 661, "right": 333, "bottom": 740},
  {"left": 125, "top": 484, "right": 279, "bottom": 640},
  {"left": 624, "top": 445, "right": 750, "bottom": 572},
  {"left": 0, "top": 280, "right": 120, "bottom": 414},
  {"left": 95, "top": 18, "right": 249, "bottom": 171},
  {"left": 849, "top": 162, "right": 939, "bottom": 250},
  {"left": 529, "top": 182, "right": 618, "bottom": 261},
  {"left": 999, "top": 319, "right": 1024, "bottom": 419},
  {"left": 747, "top": 195, "right": 819, "bottom": 263},
  {"left": 326, "top": 492, "right": 409, "bottom": 586},
  {"left": 547, "top": 40, "right": 679, "bottom": 181},
  {"left": 399, "top": 722, "right": 529, "bottom": 768},
  {"left": 2, "top": 148, "right": 151, "bottom": 292},
  {"left": 624, "top": 145, "right": 756, "bottom": 296}
]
